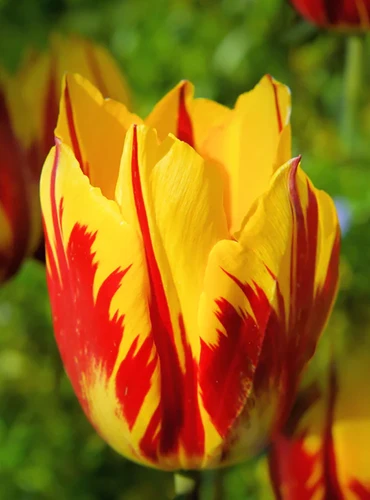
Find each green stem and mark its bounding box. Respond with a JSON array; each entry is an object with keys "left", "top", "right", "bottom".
[
  {"left": 173, "top": 471, "right": 201, "bottom": 500},
  {"left": 342, "top": 35, "right": 364, "bottom": 155},
  {"left": 212, "top": 469, "right": 226, "bottom": 500}
]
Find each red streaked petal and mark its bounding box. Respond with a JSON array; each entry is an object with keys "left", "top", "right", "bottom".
[{"left": 130, "top": 125, "right": 187, "bottom": 457}]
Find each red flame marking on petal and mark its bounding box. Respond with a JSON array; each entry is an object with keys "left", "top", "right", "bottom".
[
  {"left": 273, "top": 158, "right": 320, "bottom": 425},
  {"left": 179, "top": 315, "right": 205, "bottom": 456},
  {"left": 349, "top": 480, "right": 370, "bottom": 499},
  {"left": 46, "top": 145, "right": 155, "bottom": 432},
  {"left": 252, "top": 157, "right": 338, "bottom": 436},
  {"left": 200, "top": 270, "right": 272, "bottom": 438},
  {"left": 177, "top": 82, "right": 194, "bottom": 147},
  {"left": 267, "top": 74, "right": 283, "bottom": 134},
  {"left": 130, "top": 126, "right": 185, "bottom": 456},
  {"left": 269, "top": 431, "right": 323, "bottom": 500},
  {"left": 268, "top": 383, "right": 326, "bottom": 499},
  {"left": 268, "top": 367, "right": 345, "bottom": 499},
  {"left": 63, "top": 82, "right": 87, "bottom": 176},
  {"left": 115, "top": 335, "right": 157, "bottom": 431}
]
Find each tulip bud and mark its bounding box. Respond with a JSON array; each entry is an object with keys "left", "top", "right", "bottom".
[
  {"left": 290, "top": 0, "right": 370, "bottom": 30},
  {"left": 40, "top": 73, "right": 340, "bottom": 470}
]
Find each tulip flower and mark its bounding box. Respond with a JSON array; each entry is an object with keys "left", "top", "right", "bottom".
[
  {"left": 0, "top": 36, "right": 129, "bottom": 281},
  {"left": 268, "top": 348, "right": 370, "bottom": 499},
  {"left": 290, "top": 0, "right": 370, "bottom": 30},
  {"left": 0, "top": 73, "right": 40, "bottom": 281},
  {"left": 40, "top": 73, "right": 340, "bottom": 470}
]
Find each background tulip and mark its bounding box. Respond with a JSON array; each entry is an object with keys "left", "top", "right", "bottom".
[
  {"left": 0, "top": 73, "right": 40, "bottom": 282},
  {"left": 21, "top": 35, "right": 131, "bottom": 176},
  {"left": 0, "top": 35, "right": 129, "bottom": 281},
  {"left": 290, "top": 0, "right": 370, "bottom": 29},
  {"left": 40, "top": 73, "right": 340, "bottom": 470},
  {"left": 267, "top": 346, "right": 370, "bottom": 499}
]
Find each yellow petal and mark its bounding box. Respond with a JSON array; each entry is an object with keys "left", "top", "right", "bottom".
[
  {"left": 189, "top": 96, "right": 231, "bottom": 150},
  {"left": 145, "top": 80, "right": 230, "bottom": 150},
  {"left": 202, "top": 75, "right": 292, "bottom": 233},
  {"left": 145, "top": 80, "right": 196, "bottom": 145},
  {"left": 56, "top": 73, "right": 141, "bottom": 200}
]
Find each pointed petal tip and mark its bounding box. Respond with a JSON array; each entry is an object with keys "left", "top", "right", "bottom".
[{"left": 291, "top": 155, "right": 302, "bottom": 168}]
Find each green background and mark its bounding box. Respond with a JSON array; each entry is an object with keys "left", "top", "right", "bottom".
[{"left": 0, "top": 0, "right": 369, "bottom": 498}]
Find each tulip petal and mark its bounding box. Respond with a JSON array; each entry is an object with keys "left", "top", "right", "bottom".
[
  {"left": 115, "top": 124, "right": 229, "bottom": 467},
  {"left": 198, "top": 240, "right": 277, "bottom": 463},
  {"left": 197, "top": 156, "right": 339, "bottom": 464},
  {"left": 145, "top": 80, "right": 230, "bottom": 150},
  {"left": 240, "top": 157, "right": 339, "bottom": 423},
  {"left": 189, "top": 96, "right": 231, "bottom": 150},
  {"left": 51, "top": 36, "right": 131, "bottom": 107},
  {"left": 146, "top": 81, "right": 196, "bottom": 146},
  {"left": 41, "top": 140, "right": 160, "bottom": 466},
  {"left": 201, "top": 75, "right": 291, "bottom": 233},
  {"left": 56, "top": 73, "right": 141, "bottom": 200}
]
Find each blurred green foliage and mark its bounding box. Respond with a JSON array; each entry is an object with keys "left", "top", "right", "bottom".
[{"left": 1, "top": 0, "right": 370, "bottom": 498}]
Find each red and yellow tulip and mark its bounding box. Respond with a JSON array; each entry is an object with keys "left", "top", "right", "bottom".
[
  {"left": 0, "top": 36, "right": 129, "bottom": 281},
  {"left": 290, "top": 0, "right": 370, "bottom": 30},
  {"left": 268, "top": 347, "right": 370, "bottom": 499},
  {"left": 40, "top": 73, "right": 340, "bottom": 470}
]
